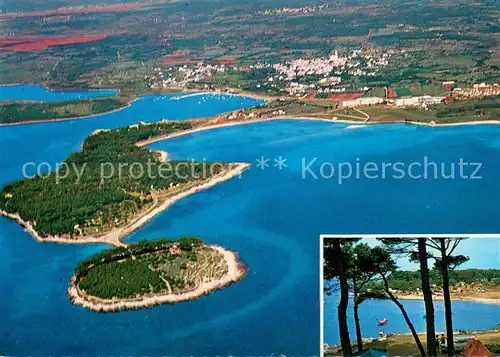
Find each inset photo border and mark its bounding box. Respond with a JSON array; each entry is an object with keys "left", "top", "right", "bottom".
[{"left": 320, "top": 234, "right": 500, "bottom": 357}]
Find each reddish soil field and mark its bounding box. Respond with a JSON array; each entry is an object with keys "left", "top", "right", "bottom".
[
  {"left": 0, "top": 35, "right": 107, "bottom": 52},
  {"left": 162, "top": 52, "right": 200, "bottom": 65},
  {"left": 208, "top": 59, "right": 237, "bottom": 65},
  {"left": 328, "top": 93, "right": 364, "bottom": 101},
  {"left": 162, "top": 58, "right": 199, "bottom": 65},
  {"left": 303, "top": 91, "right": 319, "bottom": 100},
  {"left": 0, "top": 4, "right": 141, "bottom": 19}
]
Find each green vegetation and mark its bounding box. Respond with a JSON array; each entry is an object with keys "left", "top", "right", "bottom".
[
  {"left": 0, "top": 122, "right": 231, "bottom": 236},
  {"left": 324, "top": 238, "right": 499, "bottom": 357},
  {"left": 328, "top": 98, "right": 500, "bottom": 124},
  {"left": 74, "top": 237, "right": 228, "bottom": 299},
  {"left": 381, "top": 269, "right": 500, "bottom": 292},
  {"left": 80, "top": 259, "right": 165, "bottom": 298},
  {"left": 325, "top": 331, "right": 500, "bottom": 357},
  {"left": 1, "top": 0, "right": 498, "bottom": 96},
  {"left": 0, "top": 97, "right": 127, "bottom": 124}
]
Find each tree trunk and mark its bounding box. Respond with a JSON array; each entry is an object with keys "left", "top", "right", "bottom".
[
  {"left": 381, "top": 272, "right": 427, "bottom": 357},
  {"left": 419, "top": 238, "right": 436, "bottom": 356},
  {"left": 440, "top": 239, "right": 454, "bottom": 357},
  {"left": 334, "top": 240, "right": 352, "bottom": 356},
  {"left": 353, "top": 278, "right": 363, "bottom": 353}
]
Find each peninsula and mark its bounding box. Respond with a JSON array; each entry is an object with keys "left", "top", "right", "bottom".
[
  {"left": 68, "top": 237, "right": 247, "bottom": 312},
  {"left": 0, "top": 121, "right": 249, "bottom": 246},
  {"left": 0, "top": 121, "right": 249, "bottom": 310}
]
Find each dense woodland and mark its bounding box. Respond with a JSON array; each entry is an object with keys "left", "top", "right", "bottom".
[
  {"left": 379, "top": 269, "right": 500, "bottom": 292},
  {"left": 0, "top": 122, "right": 230, "bottom": 236},
  {"left": 324, "top": 238, "right": 499, "bottom": 357},
  {"left": 0, "top": 98, "right": 126, "bottom": 124},
  {"left": 76, "top": 237, "right": 204, "bottom": 299}
]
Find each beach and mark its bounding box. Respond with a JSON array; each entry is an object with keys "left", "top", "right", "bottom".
[
  {"left": 396, "top": 294, "right": 500, "bottom": 305},
  {"left": 67, "top": 245, "right": 248, "bottom": 312},
  {"left": 2, "top": 85, "right": 498, "bottom": 128},
  {"left": 137, "top": 115, "right": 500, "bottom": 149}
]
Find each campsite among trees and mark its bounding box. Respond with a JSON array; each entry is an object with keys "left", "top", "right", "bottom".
[{"left": 323, "top": 237, "right": 500, "bottom": 357}]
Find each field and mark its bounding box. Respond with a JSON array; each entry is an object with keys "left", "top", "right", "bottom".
[
  {"left": 0, "top": 0, "right": 497, "bottom": 95},
  {"left": 0, "top": 35, "right": 108, "bottom": 52},
  {"left": 0, "top": 4, "right": 143, "bottom": 19},
  {"left": 392, "top": 84, "right": 447, "bottom": 97}
]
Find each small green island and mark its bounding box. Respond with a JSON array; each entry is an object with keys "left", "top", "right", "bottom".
[
  {"left": 0, "top": 121, "right": 249, "bottom": 245},
  {"left": 69, "top": 237, "right": 247, "bottom": 311},
  {"left": 0, "top": 120, "right": 250, "bottom": 310}
]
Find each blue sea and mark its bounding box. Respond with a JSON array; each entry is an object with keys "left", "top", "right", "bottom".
[
  {"left": 0, "top": 84, "right": 119, "bottom": 102},
  {"left": 0, "top": 86, "right": 499, "bottom": 355},
  {"left": 324, "top": 286, "right": 500, "bottom": 345}
]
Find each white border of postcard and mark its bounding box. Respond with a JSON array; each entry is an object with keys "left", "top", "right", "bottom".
[{"left": 319, "top": 234, "right": 500, "bottom": 357}]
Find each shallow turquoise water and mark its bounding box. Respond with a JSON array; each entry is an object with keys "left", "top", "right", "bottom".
[
  {"left": 0, "top": 84, "right": 119, "bottom": 102},
  {"left": 0, "top": 86, "right": 499, "bottom": 355}
]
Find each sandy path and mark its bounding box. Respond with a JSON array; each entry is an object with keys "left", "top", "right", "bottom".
[
  {"left": 396, "top": 294, "right": 500, "bottom": 305},
  {"left": 0, "top": 163, "right": 249, "bottom": 247},
  {"left": 99, "top": 163, "right": 249, "bottom": 246}
]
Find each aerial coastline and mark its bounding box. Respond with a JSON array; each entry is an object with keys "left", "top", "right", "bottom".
[
  {"left": 1, "top": 86, "right": 499, "bottom": 127},
  {"left": 0, "top": 162, "right": 249, "bottom": 247},
  {"left": 68, "top": 244, "right": 248, "bottom": 312},
  {"left": 0, "top": 118, "right": 251, "bottom": 313},
  {"left": 0, "top": 120, "right": 251, "bottom": 247},
  {"left": 0, "top": 96, "right": 138, "bottom": 127}
]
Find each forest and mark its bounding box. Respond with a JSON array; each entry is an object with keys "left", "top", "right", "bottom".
[
  {"left": 0, "top": 98, "right": 127, "bottom": 124},
  {"left": 380, "top": 268, "right": 500, "bottom": 292},
  {"left": 0, "top": 122, "right": 230, "bottom": 236},
  {"left": 76, "top": 237, "right": 205, "bottom": 299}
]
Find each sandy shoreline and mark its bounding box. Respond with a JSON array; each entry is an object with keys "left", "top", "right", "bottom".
[
  {"left": 67, "top": 245, "right": 248, "bottom": 312},
  {"left": 136, "top": 116, "right": 341, "bottom": 147},
  {"left": 137, "top": 115, "right": 500, "bottom": 148},
  {"left": 2, "top": 84, "right": 498, "bottom": 127},
  {"left": 0, "top": 163, "right": 249, "bottom": 247},
  {"left": 0, "top": 209, "right": 122, "bottom": 246},
  {"left": 396, "top": 294, "right": 500, "bottom": 305}
]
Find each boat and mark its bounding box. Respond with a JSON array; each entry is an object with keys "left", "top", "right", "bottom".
[
  {"left": 377, "top": 318, "right": 388, "bottom": 326},
  {"left": 345, "top": 124, "right": 366, "bottom": 129}
]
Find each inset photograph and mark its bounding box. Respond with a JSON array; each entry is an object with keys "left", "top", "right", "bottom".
[{"left": 321, "top": 235, "right": 500, "bottom": 357}]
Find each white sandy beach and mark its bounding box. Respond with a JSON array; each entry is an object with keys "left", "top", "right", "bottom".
[
  {"left": 0, "top": 163, "right": 249, "bottom": 247},
  {"left": 396, "top": 294, "right": 500, "bottom": 305}
]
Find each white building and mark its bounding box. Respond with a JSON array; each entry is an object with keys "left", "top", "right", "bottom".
[
  {"left": 395, "top": 97, "right": 419, "bottom": 107},
  {"left": 341, "top": 97, "right": 384, "bottom": 107},
  {"left": 395, "top": 96, "right": 444, "bottom": 107}
]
